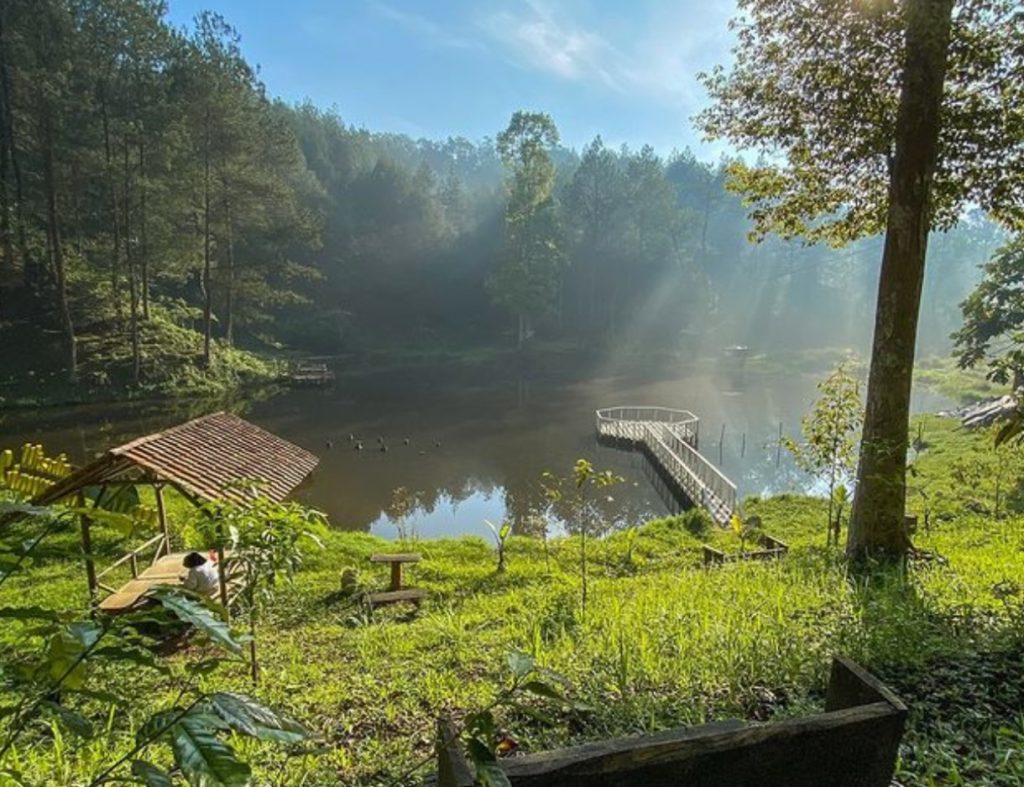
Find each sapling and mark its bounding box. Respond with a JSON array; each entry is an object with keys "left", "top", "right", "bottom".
[
  {"left": 484, "top": 519, "right": 512, "bottom": 573},
  {"left": 193, "top": 483, "right": 326, "bottom": 685},
  {"left": 542, "top": 460, "right": 622, "bottom": 617},
  {"left": 784, "top": 362, "right": 863, "bottom": 546}
]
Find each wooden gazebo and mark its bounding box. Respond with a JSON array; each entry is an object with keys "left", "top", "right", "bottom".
[{"left": 36, "top": 412, "right": 319, "bottom": 613}]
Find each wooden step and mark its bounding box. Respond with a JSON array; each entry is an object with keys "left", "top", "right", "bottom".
[{"left": 367, "top": 588, "right": 428, "bottom": 607}]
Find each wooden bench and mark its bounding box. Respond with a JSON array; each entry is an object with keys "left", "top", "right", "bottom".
[
  {"left": 367, "top": 588, "right": 429, "bottom": 607},
  {"left": 436, "top": 655, "right": 907, "bottom": 787},
  {"left": 368, "top": 552, "right": 427, "bottom": 607}
]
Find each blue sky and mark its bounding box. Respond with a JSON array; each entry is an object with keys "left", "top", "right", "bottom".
[{"left": 165, "top": 0, "right": 737, "bottom": 158}]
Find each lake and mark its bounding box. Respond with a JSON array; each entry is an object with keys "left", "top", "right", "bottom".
[{"left": 0, "top": 361, "right": 952, "bottom": 540}]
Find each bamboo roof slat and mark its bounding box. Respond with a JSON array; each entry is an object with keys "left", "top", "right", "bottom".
[{"left": 35, "top": 412, "right": 319, "bottom": 507}]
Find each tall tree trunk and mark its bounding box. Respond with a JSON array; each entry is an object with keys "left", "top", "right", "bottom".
[
  {"left": 124, "top": 138, "right": 140, "bottom": 385},
  {"left": 0, "top": 88, "right": 11, "bottom": 312},
  {"left": 101, "top": 92, "right": 123, "bottom": 322},
  {"left": 224, "top": 195, "right": 234, "bottom": 346},
  {"left": 42, "top": 107, "right": 76, "bottom": 382},
  {"left": 0, "top": 15, "right": 9, "bottom": 297},
  {"left": 847, "top": 0, "right": 954, "bottom": 561},
  {"left": 0, "top": 14, "right": 31, "bottom": 290},
  {"left": 202, "top": 109, "right": 213, "bottom": 368},
  {"left": 138, "top": 135, "right": 149, "bottom": 320}
]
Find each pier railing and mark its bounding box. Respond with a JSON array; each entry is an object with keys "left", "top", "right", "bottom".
[
  {"left": 596, "top": 406, "right": 700, "bottom": 444},
  {"left": 595, "top": 406, "right": 736, "bottom": 524}
]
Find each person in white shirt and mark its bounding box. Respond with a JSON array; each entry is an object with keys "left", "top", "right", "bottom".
[{"left": 181, "top": 552, "right": 220, "bottom": 595}]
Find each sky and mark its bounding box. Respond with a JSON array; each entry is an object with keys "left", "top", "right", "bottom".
[{"left": 164, "top": 0, "right": 738, "bottom": 157}]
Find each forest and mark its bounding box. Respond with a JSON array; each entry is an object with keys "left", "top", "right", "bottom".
[
  {"left": 0, "top": 0, "right": 1007, "bottom": 400},
  {"left": 4, "top": 0, "right": 1024, "bottom": 786}
]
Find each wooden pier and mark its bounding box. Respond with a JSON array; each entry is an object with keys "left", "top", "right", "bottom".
[
  {"left": 595, "top": 406, "right": 737, "bottom": 524},
  {"left": 287, "top": 362, "right": 335, "bottom": 387}
]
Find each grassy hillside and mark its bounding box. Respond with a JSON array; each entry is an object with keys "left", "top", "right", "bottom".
[
  {"left": 2, "top": 417, "right": 1024, "bottom": 785},
  {"left": 0, "top": 308, "right": 281, "bottom": 409}
]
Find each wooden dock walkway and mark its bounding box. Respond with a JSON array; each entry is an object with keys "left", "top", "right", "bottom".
[{"left": 595, "top": 406, "right": 737, "bottom": 524}]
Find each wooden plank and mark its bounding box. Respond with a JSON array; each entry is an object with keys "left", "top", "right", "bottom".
[
  {"left": 97, "top": 552, "right": 238, "bottom": 613},
  {"left": 370, "top": 553, "right": 422, "bottom": 563},
  {"left": 495, "top": 704, "right": 903, "bottom": 787},
  {"left": 435, "top": 656, "right": 906, "bottom": 787},
  {"left": 825, "top": 655, "right": 907, "bottom": 713},
  {"left": 368, "top": 589, "right": 428, "bottom": 606}
]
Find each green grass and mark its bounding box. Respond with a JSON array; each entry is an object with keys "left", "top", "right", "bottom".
[
  {"left": 3, "top": 418, "right": 1024, "bottom": 785},
  {"left": 913, "top": 356, "right": 1010, "bottom": 405},
  {"left": 0, "top": 309, "right": 282, "bottom": 410}
]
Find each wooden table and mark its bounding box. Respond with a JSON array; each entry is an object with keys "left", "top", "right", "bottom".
[
  {"left": 368, "top": 553, "right": 427, "bottom": 608},
  {"left": 370, "top": 552, "right": 421, "bottom": 591}
]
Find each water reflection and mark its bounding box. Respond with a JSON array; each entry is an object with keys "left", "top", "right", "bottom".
[{"left": 0, "top": 364, "right": 952, "bottom": 538}]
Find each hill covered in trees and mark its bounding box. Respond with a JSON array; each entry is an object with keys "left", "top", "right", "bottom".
[{"left": 0, "top": 0, "right": 1005, "bottom": 401}]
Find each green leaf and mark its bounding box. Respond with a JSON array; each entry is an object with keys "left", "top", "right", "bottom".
[
  {"left": 191, "top": 658, "right": 227, "bottom": 676},
  {"left": 206, "top": 693, "right": 309, "bottom": 745},
  {"left": 507, "top": 701, "right": 555, "bottom": 726},
  {"left": 45, "top": 622, "right": 104, "bottom": 690},
  {"left": 465, "top": 736, "right": 496, "bottom": 764},
  {"left": 131, "top": 760, "right": 174, "bottom": 787},
  {"left": 68, "top": 688, "right": 124, "bottom": 706},
  {"left": 507, "top": 650, "right": 534, "bottom": 679},
  {"left": 0, "top": 501, "right": 57, "bottom": 520},
  {"left": 138, "top": 708, "right": 186, "bottom": 746},
  {"left": 41, "top": 701, "right": 94, "bottom": 738},
  {"left": 66, "top": 507, "right": 136, "bottom": 536},
  {"left": 466, "top": 738, "right": 510, "bottom": 787},
  {"left": 148, "top": 588, "right": 242, "bottom": 657},
  {"left": 463, "top": 710, "right": 495, "bottom": 743},
  {"left": 86, "top": 485, "right": 140, "bottom": 515},
  {"left": 94, "top": 645, "right": 171, "bottom": 675},
  {"left": 520, "top": 680, "right": 564, "bottom": 702},
  {"left": 169, "top": 714, "right": 252, "bottom": 787}
]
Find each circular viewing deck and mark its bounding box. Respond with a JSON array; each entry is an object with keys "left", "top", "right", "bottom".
[{"left": 595, "top": 406, "right": 736, "bottom": 524}]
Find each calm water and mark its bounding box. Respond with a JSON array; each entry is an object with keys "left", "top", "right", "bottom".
[{"left": 0, "top": 364, "right": 951, "bottom": 539}]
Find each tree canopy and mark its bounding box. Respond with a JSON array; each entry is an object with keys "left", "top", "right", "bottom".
[
  {"left": 699, "top": 0, "right": 1024, "bottom": 244},
  {"left": 954, "top": 235, "right": 1024, "bottom": 388}
]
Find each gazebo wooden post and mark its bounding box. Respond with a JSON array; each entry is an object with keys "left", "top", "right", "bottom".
[
  {"left": 216, "top": 524, "right": 229, "bottom": 616},
  {"left": 154, "top": 483, "right": 171, "bottom": 559},
  {"left": 77, "top": 491, "right": 98, "bottom": 611}
]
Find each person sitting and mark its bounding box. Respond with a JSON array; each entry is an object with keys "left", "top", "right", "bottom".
[{"left": 180, "top": 551, "right": 219, "bottom": 595}]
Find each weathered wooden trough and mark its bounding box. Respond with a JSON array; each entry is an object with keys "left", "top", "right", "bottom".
[
  {"left": 436, "top": 655, "right": 906, "bottom": 787},
  {"left": 701, "top": 533, "right": 789, "bottom": 566}
]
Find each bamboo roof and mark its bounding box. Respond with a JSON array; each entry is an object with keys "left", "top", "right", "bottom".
[{"left": 37, "top": 412, "right": 319, "bottom": 506}]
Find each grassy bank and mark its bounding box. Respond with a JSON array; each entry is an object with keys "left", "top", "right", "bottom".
[
  {"left": 0, "top": 310, "right": 282, "bottom": 410},
  {"left": 2, "top": 417, "right": 1024, "bottom": 785}
]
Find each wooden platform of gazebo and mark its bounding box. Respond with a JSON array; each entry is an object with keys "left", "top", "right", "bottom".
[
  {"left": 33, "top": 412, "right": 319, "bottom": 613},
  {"left": 96, "top": 551, "right": 242, "bottom": 613}
]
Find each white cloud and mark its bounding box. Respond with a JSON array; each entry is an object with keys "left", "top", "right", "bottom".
[
  {"left": 475, "top": 0, "right": 734, "bottom": 107},
  {"left": 371, "top": 3, "right": 484, "bottom": 51}
]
